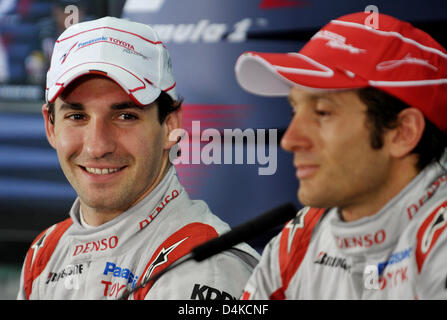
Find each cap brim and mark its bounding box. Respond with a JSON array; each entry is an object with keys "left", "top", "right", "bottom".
[
  {"left": 235, "top": 52, "right": 368, "bottom": 97},
  {"left": 46, "top": 61, "right": 162, "bottom": 106}
]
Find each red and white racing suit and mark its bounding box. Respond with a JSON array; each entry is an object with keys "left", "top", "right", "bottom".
[
  {"left": 242, "top": 160, "right": 447, "bottom": 299},
  {"left": 17, "top": 167, "right": 260, "bottom": 300}
]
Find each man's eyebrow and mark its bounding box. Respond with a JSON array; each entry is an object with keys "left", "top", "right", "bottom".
[
  {"left": 59, "top": 102, "right": 84, "bottom": 111},
  {"left": 288, "top": 92, "right": 333, "bottom": 106},
  {"left": 58, "top": 102, "right": 142, "bottom": 111},
  {"left": 110, "top": 102, "right": 142, "bottom": 110}
]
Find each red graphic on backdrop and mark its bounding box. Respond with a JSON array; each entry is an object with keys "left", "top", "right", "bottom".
[
  {"left": 259, "top": 0, "right": 306, "bottom": 9},
  {"left": 176, "top": 103, "right": 252, "bottom": 196}
]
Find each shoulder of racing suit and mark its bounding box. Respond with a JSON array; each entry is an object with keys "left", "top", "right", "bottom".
[
  {"left": 415, "top": 199, "right": 447, "bottom": 274},
  {"left": 23, "top": 218, "right": 73, "bottom": 299},
  {"left": 270, "top": 207, "right": 327, "bottom": 299},
  {"left": 133, "top": 222, "right": 220, "bottom": 299}
]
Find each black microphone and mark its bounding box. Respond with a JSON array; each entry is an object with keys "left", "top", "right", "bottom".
[
  {"left": 119, "top": 202, "right": 297, "bottom": 299},
  {"left": 191, "top": 202, "right": 297, "bottom": 261}
]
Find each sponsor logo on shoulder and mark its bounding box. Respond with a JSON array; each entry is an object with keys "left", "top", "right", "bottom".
[
  {"left": 141, "top": 237, "right": 188, "bottom": 286},
  {"left": 416, "top": 201, "right": 447, "bottom": 272},
  {"left": 30, "top": 224, "right": 56, "bottom": 267},
  {"left": 421, "top": 206, "right": 447, "bottom": 254},
  {"left": 406, "top": 174, "right": 447, "bottom": 219},
  {"left": 285, "top": 207, "right": 309, "bottom": 253},
  {"left": 139, "top": 189, "right": 180, "bottom": 230}
]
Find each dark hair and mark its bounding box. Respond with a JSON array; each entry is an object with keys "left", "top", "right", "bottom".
[
  {"left": 155, "top": 91, "right": 183, "bottom": 123},
  {"left": 47, "top": 90, "right": 182, "bottom": 125},
  {"left": 357, "top": 87, "right": 446, "bottom": 171}
]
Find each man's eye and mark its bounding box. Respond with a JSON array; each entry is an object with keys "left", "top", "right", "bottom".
[
  {"left": 118, "top": 113, "right": 138, "bottom": 120},
  {"left": 67, "top": 113, "right": 85, "bottom": 120},
  {"left": 315, "top": 109, "right": 331, "bottom": 117}
]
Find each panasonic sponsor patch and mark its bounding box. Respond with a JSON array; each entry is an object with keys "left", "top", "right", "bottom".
[
  {"left": 103, "top": 261, "right": 139, "bottom": 288},
  {"left": 377, "top": 247, "right": 412, "bottom": 275}
]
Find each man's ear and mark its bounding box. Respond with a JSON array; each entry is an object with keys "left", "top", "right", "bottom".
[
  {"left": 387, "top": 108, "right": 425, "bottom": 159},
  {"left": 163, "top": 108, "right": 182, "bottom": 150},
  {"left": 42, "top": 103, "right": 57, "bottom": 149}
]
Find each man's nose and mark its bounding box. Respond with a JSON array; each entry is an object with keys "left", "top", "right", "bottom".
[
  {"left": 280, "top": 112, "right": 313, "bottom": 152},
  {"left": 83, "top": 118, "right": 116, "bottom": 158}
]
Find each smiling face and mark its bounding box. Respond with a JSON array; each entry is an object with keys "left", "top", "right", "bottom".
[
  {"left": 43, "top": 75, "right": 177, "bottom": 222},
  {"left": 281, "top": 86, "right": 394, "bottom": 216}
]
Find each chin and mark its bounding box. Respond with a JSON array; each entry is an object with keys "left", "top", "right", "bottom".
[
  {"left": 298, "top": 190, "right": 328, "bottom": 209},
  {"left": 81, "top": 194, "right": 122, "bottom": 211}
]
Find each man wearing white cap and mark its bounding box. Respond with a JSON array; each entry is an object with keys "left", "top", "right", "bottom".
[
  {"left": 235, "top": 12, "right": 447, "bottom": 299},
  {"left": 17, "top": 16, "right": 259, "bottom": 300}
]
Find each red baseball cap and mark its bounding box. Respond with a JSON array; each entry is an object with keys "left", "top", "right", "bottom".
[{"left": 235, "top": 12, "right": 447, "bottom": 132}]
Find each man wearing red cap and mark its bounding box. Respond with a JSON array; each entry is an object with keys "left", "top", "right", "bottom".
[
  {"left": 16, "top": 16, "right": 259, "bottom": 300},
  {"left": 235, "top": 12, "right": 447, "bottom": 299}
]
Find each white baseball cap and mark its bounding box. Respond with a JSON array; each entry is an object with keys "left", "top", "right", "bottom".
[{"left": 46, "top": 16, "right": 177, "bottom": 105}]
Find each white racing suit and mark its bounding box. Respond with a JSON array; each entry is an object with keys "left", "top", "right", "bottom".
[
  {"left": 242, "top": 160, "right": 447, "bottom": 299},
  {"left": 17, "top": 167, "right": 260, "bottom": 300}
]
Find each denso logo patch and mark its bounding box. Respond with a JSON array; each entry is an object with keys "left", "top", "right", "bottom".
[
  {"left": 407, "top": 175, "right": 447, "bottom": 219},
  {"left": 335, "top": 229, "right": 386, "bottom": 249},
  {"left": 139, "top": 189, "right": 179, "bottom": 230},
  {"left": 73, "top": 235, "right": 118, "bottom": 256}
]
